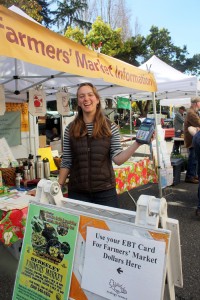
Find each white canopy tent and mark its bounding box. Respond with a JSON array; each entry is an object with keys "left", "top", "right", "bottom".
[
  {"left": 131, "top": 55, "right": 200, "bottom": 101},
  {"left": 160, "top": 98, "right": 191, "bottom": 108}
]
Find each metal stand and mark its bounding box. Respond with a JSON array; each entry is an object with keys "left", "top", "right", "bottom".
[{"left": 135, "top": 195, "right": 183, "bottom": 300}]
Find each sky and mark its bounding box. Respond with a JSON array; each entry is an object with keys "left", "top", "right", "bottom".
[{"left": 126, "top": 0, "right": 199, "bottom": 57}]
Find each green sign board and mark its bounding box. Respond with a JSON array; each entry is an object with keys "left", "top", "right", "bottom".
[
  {"left": 12, "top": 202, "right": 80, "bottom": 300},
  {"left": 117, "top": 97, "right": 131, "bottom": 110}
]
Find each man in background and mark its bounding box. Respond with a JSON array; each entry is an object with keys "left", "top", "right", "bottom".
[
  {"left": 172, "top": 106, "right": 185, "bottom": 154},
  {"left": 188, "top": 126, "right": 200, "bottom": 216},
  {"left": 184, "top": 97, "right": 200, "bottom": 183}
]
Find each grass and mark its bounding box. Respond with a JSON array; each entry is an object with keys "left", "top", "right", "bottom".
[{"left": 119, "top": 125, "right": 137, "bottom": 135}]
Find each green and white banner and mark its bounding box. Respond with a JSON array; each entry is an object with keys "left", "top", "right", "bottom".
[{"left": 117, "top": 97, "right": 131, "bottom": 110}]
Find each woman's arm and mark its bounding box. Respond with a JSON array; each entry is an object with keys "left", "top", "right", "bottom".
[
  {"left": 58, "top": 167, "right": 70, "bottom": 186},
  {"left": 58, "top": 124, "right": 72, "bottom": 186},
  {"left": 112, "top": 141, "right": 141, "bottom": 165},
  {"left": 110, "top": 122, "right": 142, "bottom": 166}
]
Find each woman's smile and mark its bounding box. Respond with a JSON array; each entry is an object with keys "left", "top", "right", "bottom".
[{"left": 78, "top": 85, "right": 99, "bottom": 113}]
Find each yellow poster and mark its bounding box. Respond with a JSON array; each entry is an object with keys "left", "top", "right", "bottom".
[
  {"left": 0, "top": 5, "right": 157, "bottom": 93},
  {"left": 38, "top": 147, "right": 57, "bottom": 171}
]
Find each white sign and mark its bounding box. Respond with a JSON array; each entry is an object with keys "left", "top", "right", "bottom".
[
  {"left": 28, "top": 87, "right": 46, "bottom": 116},
  {"left": 81, "top": 227, "right": 166, "bottom": 300},
  {"left": 56, "top": 91, "right": 70, "bottom": 115},
  {"left": 0, "top": 137, "right": 18, "bottom": 167}
]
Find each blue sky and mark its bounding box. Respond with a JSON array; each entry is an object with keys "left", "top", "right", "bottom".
[{"left": 126, "top": 0, "right": 199, "bottom": 57}]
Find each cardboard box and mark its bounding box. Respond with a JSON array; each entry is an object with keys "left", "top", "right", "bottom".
[{"left": 39, "top": 135, "right": 46, "bottom": 148}]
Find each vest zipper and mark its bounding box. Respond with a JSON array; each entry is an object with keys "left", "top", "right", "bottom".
[{"left": 87, "top": 136, "right": 91, "bottom": 192}]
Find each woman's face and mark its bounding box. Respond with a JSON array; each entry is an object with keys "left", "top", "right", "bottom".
[{"left": 77, "top": 85, "right": 99, "bottom": 114}]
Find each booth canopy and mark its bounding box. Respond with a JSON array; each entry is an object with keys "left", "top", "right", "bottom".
[
  {"left": 160, "top": 98, "right": 191, "bottom": 107},
  {"left": 0, "top": 5, "right": 157, "bottom": 103},
  {"left": 131, "top": 55, "right": 200, "bottom": 101}
]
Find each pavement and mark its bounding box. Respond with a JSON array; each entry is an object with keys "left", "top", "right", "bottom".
[{"left": 1, "top": 140, "right": 200, "bottom": 300}]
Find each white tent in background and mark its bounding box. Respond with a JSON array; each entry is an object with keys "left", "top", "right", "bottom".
[
  {"left": 131, "top": 55, "right": 200, "bottom": 101},
  {"left": 160, "top": 98, "right": 191, "bottom": 108}
]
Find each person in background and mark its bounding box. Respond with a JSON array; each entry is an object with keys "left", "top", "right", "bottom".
[
  {"left": 172, "top": 106, "right": 185, "bottom": 154},
  {"left": 58, "top": 82, "right": 142, "bottom": 208},
  {"left": 184, "top": 97, "right": 200, "bottom": 184},
  {"left": 188, "top": 126, "right": 200, "bottom": 216},
  {"left": 50, "top": 127, "right": 60, "bottom": 141}
]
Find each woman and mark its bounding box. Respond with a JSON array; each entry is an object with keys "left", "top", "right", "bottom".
[{"left": 58, "top": 83, "right": 141, "bottom": 208}]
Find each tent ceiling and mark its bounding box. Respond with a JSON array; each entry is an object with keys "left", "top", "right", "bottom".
[{"left": 1, "top": 56, "right": 151, "bottom": 102}]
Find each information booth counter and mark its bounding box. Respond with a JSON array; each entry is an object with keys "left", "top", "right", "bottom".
[{"left": 2, "top": 180, "right": 183, "bottom": 300}]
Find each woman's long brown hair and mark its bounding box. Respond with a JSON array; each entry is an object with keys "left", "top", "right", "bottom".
[{"left": 69, "top": 83, "right": 112, "bottom": 138}]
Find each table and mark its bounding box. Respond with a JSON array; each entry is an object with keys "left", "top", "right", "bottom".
[
  {"left": 0, "top": 207, "right": 28, "bottom": 245},
  {"left": 0, "top": 189, "right": 34, "bottom": 246},
  {"left": 163, "top": 128, "right": 175, "bottom": 139},
  {"left": 114, "top": 157, "right": 157, "bottom": 194},
  {"left": 0, "top": 158, "right": 157, "bottom": 246},
  {"left": 173, "top": 137, "right": 184, "bottom": 141}
]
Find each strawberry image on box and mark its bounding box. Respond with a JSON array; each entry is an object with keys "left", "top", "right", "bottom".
[{"left": 34, "top": 95, "right": 43, "bottom": 107}]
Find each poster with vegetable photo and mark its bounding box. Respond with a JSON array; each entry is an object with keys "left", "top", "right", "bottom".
[{"left": 12, "top": 202, "right": 80, "bottom": 300}]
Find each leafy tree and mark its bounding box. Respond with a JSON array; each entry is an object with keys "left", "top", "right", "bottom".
[
  {"left": 143, "top": 26, "right": 189, "bottom": 72},
  {"left": 65, "top": 26, "right": 86, "bottom": 45},
  {"left": 0, "top": 0, "right": 43, "bottom": 22},
  {"left": 185, "top": 54, "right": 200, "bottom": 76},
  {"left": 115, "top": 35, "right": 147, "bottom": 66},
  {"left": 51, "top": 0, "right": 91, "bottom": 33},
  {"left": 85, "top": 17, "right": 123, "bottom": 56},
  {"left": 38, "top": 0, "right": 52, "bottom": 27},
  {"left": 85, "top": 0, "right": 132, "bottom": 41},
  {"left": 65, "top": 17, "right": 124, "bottom": 56},
  {"left": 133, "top": 100, "right": 152, "bottom": 118}
]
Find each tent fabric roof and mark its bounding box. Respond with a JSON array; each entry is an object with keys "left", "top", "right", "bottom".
[
  {"left": 8, "top": 5, "right": 39, "bottom": 24},
  {"left": 0, "top": 5, "right": 156, "bottom": 103},
  {"left": 160, "top": 98, "right": 191, "bottom": 107},
  {"left": 134, "top": 55, "right": 200, "bottom": 100},
  {"left": 140, "top": 55, "right": 191, "bottom": 82}
]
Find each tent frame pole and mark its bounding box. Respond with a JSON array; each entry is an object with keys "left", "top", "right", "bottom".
[
  {"left": 129, "top": 94, "right": 132, "bottom": 135},
  {"left": 152, "top": 92, "right": 163, "bottom": 198}
]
